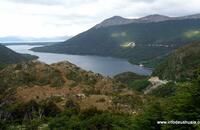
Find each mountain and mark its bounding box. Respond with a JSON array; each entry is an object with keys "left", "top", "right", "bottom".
[
  {"left": 0, "top": 44, "right": 37, "bottom": 69},
  {"left": 2, "top": 13, "right": 200, "bottom": 130},
  {"left": 95, "top": 16, "right": 135, "bottom": 28},
  {"left": 136, "top": 14, "right": 171, "bottom": 23},
  {"left": 179, "top": 13, "right": 200, "bottom": 20},
  {"left": 32, "top": 14, "right": 200, "bottom": 67},
  {"left": 96, "top": 14, "right": 200, "bottom": 28},
  {"left": 0, "top": 36, "right": 24, "bottom": 43},
  {"left": 152, "top": 41, "right": 200, "bottom": 81}
]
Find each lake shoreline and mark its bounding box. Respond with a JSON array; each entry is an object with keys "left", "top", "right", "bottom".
[
  {"left": 7, "top": 45, "right": 152, "bottom": 77},
  {"left": 31, "top": 46, "right": 154, "bottom": 70}
]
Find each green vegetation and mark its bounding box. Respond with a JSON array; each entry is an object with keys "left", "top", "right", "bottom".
[
  {"left": 0, "top": 63, "right": 6, "bottom": 70},
  {"left": 1, "top": 41, "right": 200, "bottom": 129},
  {"left": 48, "top": 107, "right": 135, "bottom": 130},
  {"left": 0, "top": 44, "right": 37, "bottom": 70},
  {"left": 112, "top": 94, "right": 143, "bottom": 109},
  {"left": 1, "top": 76, "right": 200, "bottom": 130},
  {"left": 138, "top": 80, "right": 200, "bottom": 130},
  {"left": 130, "top": 79, "right": 150, "bottom": 91},
  {"left": 114, "top": 72, "right": 150, "bottom": 91},
  {"left": 0, "top": 99, "right": 61, "bottom": 130},
  {"left": 148, "top": 82, "right": 176, "bottom": 97},
  {"left": 0, "top": 61, "right": 65, "bottom": 92},
  {"left": 66, "top": 69, "right": 97, "bottom": 86},
  {"left": 32, "top": 19, "right": 200, "bottom": 67},
  {"left": 153, "top": 42, "right": 200, "bottom": 81},
  {"left": 0, "top": 61, "right": 143, "bottom": 129}
]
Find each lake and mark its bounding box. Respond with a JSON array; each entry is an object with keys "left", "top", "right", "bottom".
[{"left": 7, "top": 45, "right": 152, "bottom": 77}]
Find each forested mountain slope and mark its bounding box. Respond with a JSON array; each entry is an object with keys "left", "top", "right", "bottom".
[
  {"left": 153, "top": 41, "right": 200, "bottom": 81},
  {"left": 32, "top": 15, "right": 200, "bottom": 67}
]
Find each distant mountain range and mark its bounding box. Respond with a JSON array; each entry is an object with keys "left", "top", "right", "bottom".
[
  {"left": 32, "top": 14, "right": 200, "bottom": 67},
  {"left": 0, "top": 36, "right": 70, "bottom": 43}
]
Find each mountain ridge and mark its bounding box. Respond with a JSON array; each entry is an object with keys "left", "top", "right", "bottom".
[{"left": 95, "top": 13, "right": 200, "bottom": 28}]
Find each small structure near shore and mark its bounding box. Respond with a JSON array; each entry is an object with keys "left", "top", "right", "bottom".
[{"left": 139, "top": 64, "right": 144, "bottom": 67}]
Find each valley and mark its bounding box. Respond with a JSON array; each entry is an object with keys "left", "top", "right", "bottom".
[
  {"left": 0, "top": 8, "right": 200, "bottom": 129},
  {"left": 1, "top": 42, "right": 200, "bottom": 129},
  {"left": 32, "top": 14, "right": 200, "bottom": 67}
]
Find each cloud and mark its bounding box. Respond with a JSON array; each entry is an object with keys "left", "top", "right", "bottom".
[
  {"left": 0, "top": 0, "right": 200, "bottom": 40},
  {"left": 6, "top": 0, "right": 63, "bottom": 5}
]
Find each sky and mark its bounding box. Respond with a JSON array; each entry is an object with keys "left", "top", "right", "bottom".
[{"left": 0, "top": 0, "right": 200, "bottom": 42}]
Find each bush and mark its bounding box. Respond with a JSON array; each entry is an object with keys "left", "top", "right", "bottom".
[
  {"left": 65, "top": 99, "right": 80, "bottom": 112},
  {"left": 48, "top": 107, "right": 135, "bottom": 130},
  {"left": 129, "top": 79, "right": 150, "bottom": 91},
  {"left": 149, "top": 82, "right": 176, "bottom": 97},
  {"left": 113, "top": 95, "right": 142, "bottom": 109}
]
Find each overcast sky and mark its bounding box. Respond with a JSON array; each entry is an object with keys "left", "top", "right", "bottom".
[{"left": 0, "top": 0, "right": 200, "bottom": 40}]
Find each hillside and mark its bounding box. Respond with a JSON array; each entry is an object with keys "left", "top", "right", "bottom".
[
  {"left": 153, "top": 41, "right": 200, "bottom": 81},
  {"left": 1, "top": 60, "right": 200, "bottom": 129},
  {"left": 0, "top": 60, "right": 147, "bottom": 128},
  {"left": 32, "top": 14, "right": 200, "bottom": 67},
  {"left": 114, "top": 72, "right": 150, "bottom": 91},
  {"left": 0, "top": 44, "right": 37, "bottom": 69}
]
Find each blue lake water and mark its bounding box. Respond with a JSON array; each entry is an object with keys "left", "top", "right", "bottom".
[{"left": 7, "top": 45, "right": 152, "bottom": 77}]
